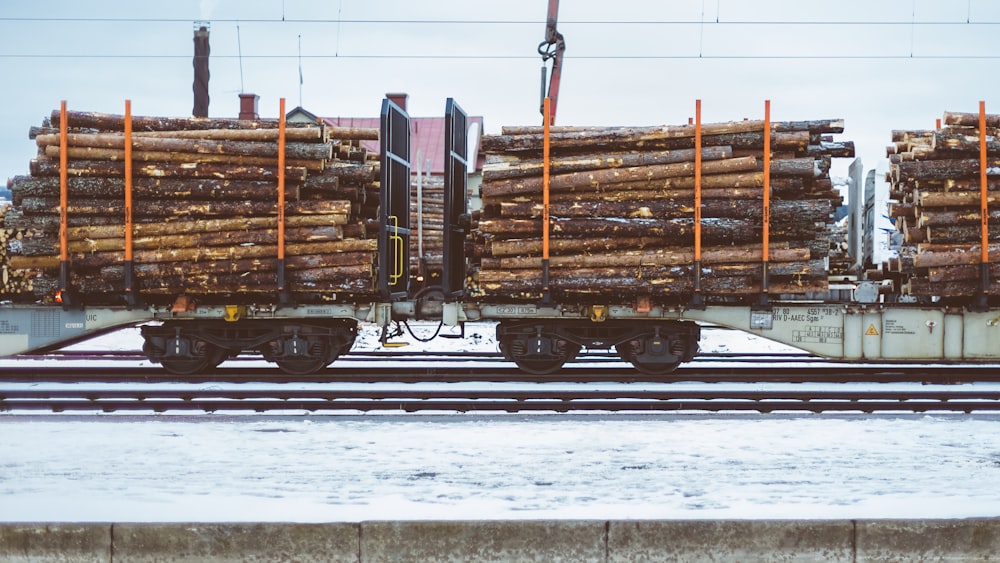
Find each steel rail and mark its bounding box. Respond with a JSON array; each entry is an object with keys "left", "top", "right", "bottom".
[
  {"left": 1, "top": 364, "right": 999, "bottom": 385},
  {"left": 3, "top": 387, "right": 1000, "bottom": 414}
]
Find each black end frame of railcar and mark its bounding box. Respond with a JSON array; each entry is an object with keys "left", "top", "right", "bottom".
[
  {"left": 378, "top": 97, "right": 412, "bottom": 300},
  {"left": 442, "top": 98, "right": 469, "bottom": 299}
]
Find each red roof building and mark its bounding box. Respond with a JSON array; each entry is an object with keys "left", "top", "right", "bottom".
[{"left": 288, "top": 93, "right": 484, "bottom": 177}]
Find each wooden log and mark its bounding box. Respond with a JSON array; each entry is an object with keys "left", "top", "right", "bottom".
[
  {"left": 60, "top": 266, "right": 374, "bottom": 296},
  {"left": 49, "top": 109, "right": 318, "bottom": 133},
  {"left": 481, "top": 147, "right": 733, "bottom": 182},
  {"left": 926, "top": 224, "right": 1000, "bottom": 244},
  {"left": 20, "top": 223, "right": 346, "bottom": 255},
  {"left": 488, "top": 236, "right": 795, "bottom": 257},
  {"left": 65, "top": 214, "right": 349, "bottom": 241},
  {"left": 480, "top": 156, "right": 759, "bottom": 198},
  {"left": 894, "top": 159, "right": 1000, "bottom": 182},
  {"left": 917, "top": 190, "right": 1000, "bottom": 208},
  {"left": 498, "top": 118, "right": 845, "bottom": 137},
  {"left": 942, "top": 111, "right": 1000, "bottom": 128},
  {"left": 801, "top": 141, "right": 855, "bottom": 158},
  {"left": 914, "top": 177, "right": 1000, "bottom": 192},
  {"left": 304, "top": 162, "right": 379, "bottom": 187},
  {"left": 29, "top": 159, "right": 308, "bottom": 183},
  {"left": 42, "top": 145, "right": 323, "bottom": 172},
  {"left": 911, "top": 244, "right": 1000, "bottom": 268},
  {"left": 483, "top": 170, "right": 770, "bottom": 200},
  {"left": 498, "top": 199, "right": 832, "bottom": 223},
  {"left": 18, "top": 197, "right": 350, "bottom": 218},
  {"left": 488, "top": 246, "right": 810, "bottom": 268},
  {"left": 35, "top": 132, "right": 333, "bottom": 161},
  {"left": 482, "top": 126, "right": 810, "bottom": 153},
  {"left": 486, "top": 186, "right": 767, "bottom": 208},
  {"left": 131, "top": 127, "right": 324, "bottom": 142},
  {"left": 917, "top": 209, "right": 1000, "bottom": 227},
  {"left": 926, "top": 263, "right": 1000, "bottom": 283},
  {"left": 9, "top": 239, "right": 377, "bottom": 270},
  {"left": 477, "top": 267, "right": 826, "bottom": 296},
  {"left": 10, "top": 175, "right": 300, "bottom": 202},
  {"left": 931, "top": 132, "right": 1000, "bottom": 155},
  {"left": 326, "top": 126, "right": 379, "bottom": 140},
  {"left": 904, "top": 277, "right": 1000, "bottom": 297},
  {"left": 477, "top": 217, "right": 818, "bottom": 244}
]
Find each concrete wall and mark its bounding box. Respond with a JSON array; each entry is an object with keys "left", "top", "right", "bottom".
[{"left": 2, "top": 519, "right": 999, "bottom": 562}]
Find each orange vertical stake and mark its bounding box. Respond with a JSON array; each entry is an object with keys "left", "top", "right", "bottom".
[
  {"left": 278, "top": 98, "right": 287, "bottom": 264},
  {"left": 59, "top": 101, "right": 68, "bottom": 264},
  {"left": 762, "top": 100, "right": 772, "bottom": 266},
  {"left": 542, "top": 97, "right": 551, "bottom": 262},
  {"left": 124, "top": 100, "right": 133, "bottom": 263},
  {"left": 694, "top": 100, "right": 702, "bottom": 264},
  {"left": 980, "top": 101, "right": 989, "bottom": 265}
]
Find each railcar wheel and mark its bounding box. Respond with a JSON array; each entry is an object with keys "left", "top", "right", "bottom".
[
  {"left": 266, "top": 335, "right": 335, "bottom": 376},
  {"left": 153, "top": 340, "right": 226, "bottom": 376},
  {"left": 499, "top": 333, "right": 581, "bottom": 375},
  {"left": 615, "top": 335, "right": 686, "bottom": 376}
]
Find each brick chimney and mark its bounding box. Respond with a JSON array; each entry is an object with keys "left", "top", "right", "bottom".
[
  {"left": 239, "top": 93, "right": 259, "bottom": 120},
  {"left": 386, "top": 92, "right": 408, "bottom": 111},
  {"left": 192, "top": 24, "right": 210, "bottom": 118}
]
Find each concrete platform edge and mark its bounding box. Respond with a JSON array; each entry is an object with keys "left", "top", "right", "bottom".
[{"left": 1, "top": 519, "right": 999, "bottom": 562}]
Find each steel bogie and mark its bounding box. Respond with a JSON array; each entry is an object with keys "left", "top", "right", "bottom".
[
  {"left": 141, "top": 319, "right": 358, "bottom": 375},
  {"left": 497, "top": 319, "right": 701, "bottom": 374}
]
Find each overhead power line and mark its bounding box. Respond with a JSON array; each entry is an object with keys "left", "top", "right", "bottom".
[
  {"left": 2, "top": 53, "right": 1000, "bottom": 61},
  {"left": 0, "top": 17, "right": 999, "bottom": 25}
]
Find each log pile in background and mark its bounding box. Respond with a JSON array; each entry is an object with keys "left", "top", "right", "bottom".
[
  {"left": 1, "top": 110, "right": 380, "bottom": 305},
  {"left": 886, "top": 110, "right": 1000, "bottom": 297},
  {"left": 410, "top": 174, "right": 445, "bottom": 284},
  {"left": 473, "top": 118, "right": 853, "bottom": 302}
]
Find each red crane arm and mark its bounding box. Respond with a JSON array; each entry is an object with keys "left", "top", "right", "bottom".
[{"left": 538, "top": 0, "right": 565, "bottom": 125}]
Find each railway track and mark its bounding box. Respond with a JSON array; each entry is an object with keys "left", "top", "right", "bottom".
[
  {"left": 0, "top": 356, "right": 998, "bottom": 384},
  {"left": 3, "top": 384, "right": 1000, "bottom": 414}
]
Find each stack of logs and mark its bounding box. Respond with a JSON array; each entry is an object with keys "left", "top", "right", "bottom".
[
  {"left": 410, "top": 174, "right": 445, "bottom": 285},
  {"left": 1, "top": 109, "right": 381, "bottom": 305},
  {"left": 887, "top": 110, "right": 1000, "bottom": 297},
  {"left": 473, "top": 118, "right": 853, "bottom": 302}
]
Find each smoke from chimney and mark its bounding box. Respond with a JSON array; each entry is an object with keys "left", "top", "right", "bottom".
[{"left": 193, "top": 23, "right": 210, "bottom": 118}]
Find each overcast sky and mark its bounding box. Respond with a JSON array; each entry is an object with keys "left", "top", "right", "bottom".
[{"left": 2, "top": 0, "right": 1000, "bottom": 182}]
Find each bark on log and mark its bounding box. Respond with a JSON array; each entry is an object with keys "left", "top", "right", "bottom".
[
  {"left": 9, "top": 239, "right": 377, "bottom": 270},
  {"left": 49, "top": 109, "right": 320, "bottom": 133},
  {"left": 18, "top": 197, "right": 350, "bottom": 218},
  {"left": 36, "top": 133, "right": 333, "bottom": 161},
  {"left": 29, "top": 159, "right": 308, "bottom": 183},
  {"left": 480, "top": 156, "right": 759, "bottom": 198},
  {"left": 942, "top": 111, "right": 1000, "bottom": 128},
  {"left": 497, "top": 199, "right": 832, "bottom": 223},
  {"left": 917, "top": 190, "right": 1000, "bottom": 208},
  {"left": 894, "top": 159, "right": 1000, "bottom": 182},
  {"left": 498, "top": 118, "right": 845, "bottom": 137},
  {"left": 917, "top": 209, "right": 1000, "bottom": 227},
  {"left": 487, "top": 246, "right": 811, "bottom": 269},
  {"left": 482, "top": 147, "right": 733, "bottom": 182},
  {"left": 43, "top": 145, "right": 322, "bottom": 172},
  {"left": 10, "top": 175, "right": 300, "bottom": 202}
]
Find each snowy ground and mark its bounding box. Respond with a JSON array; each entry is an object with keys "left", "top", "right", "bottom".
[{"left": 1, "top": 324, "right": 999, "bottom": 523}]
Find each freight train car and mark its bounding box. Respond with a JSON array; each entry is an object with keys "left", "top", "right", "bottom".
[{"left": 3, "top": 97, "right": 1000, "bottom": 375}]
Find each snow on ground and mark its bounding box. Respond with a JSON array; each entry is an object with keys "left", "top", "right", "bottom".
[
  {"left": 2, "top": 324, "right": 999, "bottom": 523},
  {"left": 1, "top": 413, "right": 999, "bottom": 522}
]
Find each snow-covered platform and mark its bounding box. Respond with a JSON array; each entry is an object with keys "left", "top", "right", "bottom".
[{"left": 2, "top": 519, "right": 999, "bottom": 562}]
